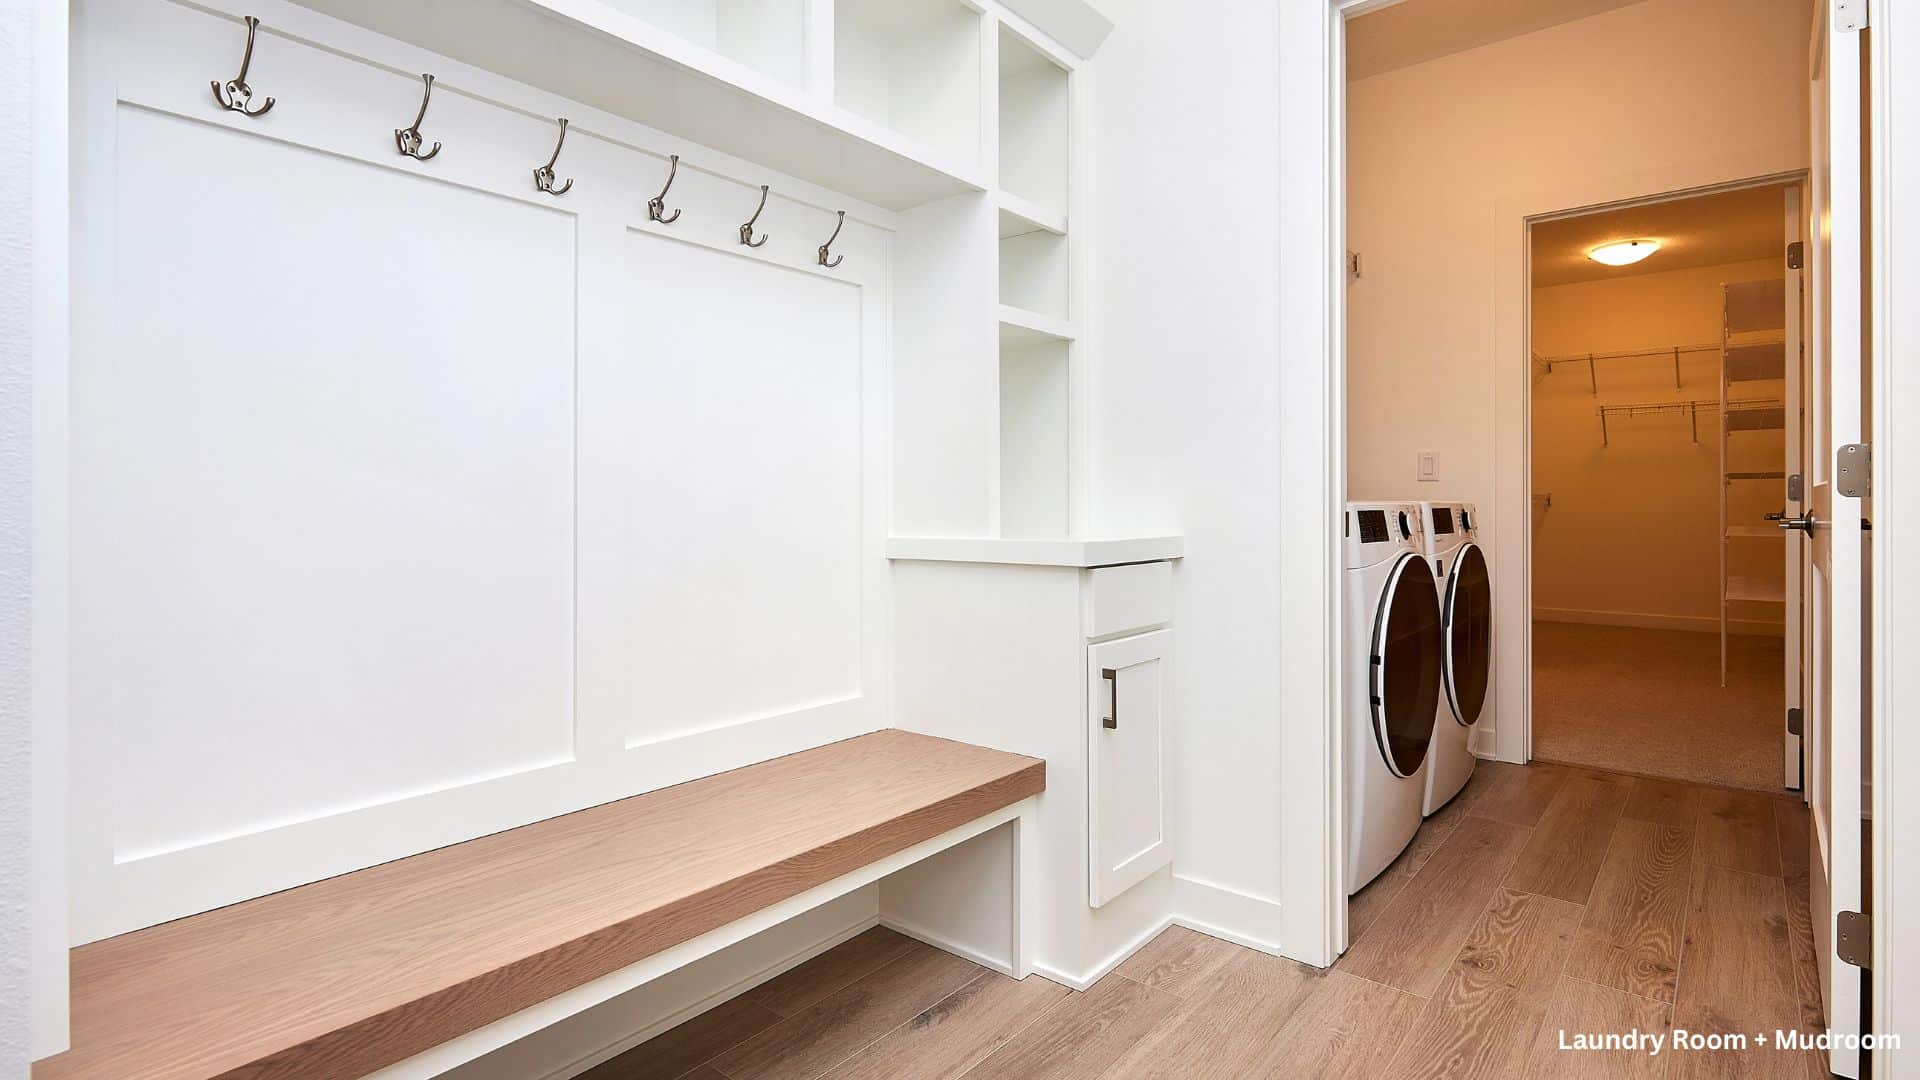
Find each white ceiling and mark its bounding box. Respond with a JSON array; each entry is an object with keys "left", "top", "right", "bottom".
[
  {"left": 1531, "top": 184, "right": 1791, "bottom": 287},
  {"left": 1346, "top": 0, "right": 1651, "bottom": 81}
]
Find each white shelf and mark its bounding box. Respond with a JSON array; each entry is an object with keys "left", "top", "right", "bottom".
[
  {"left": 836, "top": 0, "right": 983, "bottom": 171},
  {"left": 300, "top": 0, "right": 987, "bottom": 210},
  {"left": 1725, "top": 341, "right": 1787, "bottom": 382},
  {"left": 998, "top": 24, "right": 1069, "bottom": 212},
  {"left": 998, "top": 190, "right": 1068, "bottom": 237},
  {"left": 887, "top": 536, "right": 1184, "bottom": 568},
  {"left": 1726, "top": 575, "right": 1787, "bottom": 603},
  {"left": 999, "top": 305, "right": 1075, "bottom": 347}
]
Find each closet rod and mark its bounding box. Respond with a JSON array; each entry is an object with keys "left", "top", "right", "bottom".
[
  {"left": 1539, "top": 342, "right": 1720, "bottom": 394},
  {"left": 1537, "top": 342, "right": 1721, "bottom": 366},
  {"left": 1595, "top": 396, "right": 1782, "bottom": 447}
]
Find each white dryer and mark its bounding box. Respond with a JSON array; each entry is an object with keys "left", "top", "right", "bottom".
[
  {"left": 1415, "top": 502, "right": 1491, "bottom": 815},
  {"left": 1345, "top": 502, "right": 1444, "bottom": 894}
]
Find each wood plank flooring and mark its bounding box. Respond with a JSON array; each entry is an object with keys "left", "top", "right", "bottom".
[{"left": 581, "top": 763, "right": 1829, "bottom": 1080}]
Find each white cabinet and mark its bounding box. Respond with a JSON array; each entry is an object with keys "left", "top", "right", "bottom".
[{"left": 1087, "top": 628, "right": 1173, "bottom": 908}]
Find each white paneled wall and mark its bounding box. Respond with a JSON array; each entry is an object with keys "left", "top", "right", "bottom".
[{"left": 67, "top": 0, "right": 892, "bottom": 941}]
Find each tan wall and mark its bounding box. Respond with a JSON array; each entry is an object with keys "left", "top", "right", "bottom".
[
  {"left": 1530, "top": 259, "right": 1787, "bottom": 632},
  {"left": 1345, "top": 0, "right": 1809, "bottom": 637}
]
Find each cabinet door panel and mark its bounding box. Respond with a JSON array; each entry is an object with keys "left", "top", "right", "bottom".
[{"left": 1088, "top": 630, "right": 1173, "bottom": 907}]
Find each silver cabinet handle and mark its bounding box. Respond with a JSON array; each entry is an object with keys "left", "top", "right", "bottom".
[
  {"left": 1777, "top": 513, "right": 1817, "bottom": 533},
  {"left": 1101, "top": 668, "right": 1118, "bottom": 729}
]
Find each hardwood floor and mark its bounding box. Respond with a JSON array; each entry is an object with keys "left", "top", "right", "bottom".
[{"left": 578, "top": 763, "right": 1828, "bottom": 1080}]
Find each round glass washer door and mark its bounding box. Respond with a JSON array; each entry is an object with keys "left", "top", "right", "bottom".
[
  {"left": 1443, "top": 542, "right": 1492, "bottom": 727},
  {"left": 1370, "top": 553, "right": 1443, "bottom": 778}
]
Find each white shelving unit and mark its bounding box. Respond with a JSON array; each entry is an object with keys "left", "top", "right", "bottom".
[
  {"left": 993, "top": 22, "right": 1078, "bottom": 541},
  {"left": 834, "top": 0, "right": 984, "bottom": 167},
  {"left": 1719, "top": 278, "right": 1790, "bottom": 684}
]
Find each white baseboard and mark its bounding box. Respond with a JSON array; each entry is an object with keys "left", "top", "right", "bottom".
[
  {"left": 1170, "top": 875, "right": 1288, "bottom": 958},
  {"left": 1030, "top": 914, "right": 1175, "bottom": 992},
  {"left": 879, "top": 915, "right": 1016, "bottom": 979},
  {"left": 1534, "top": 607, "right": 1783, "bottom": 637},
  {"left": 445, "top": 890, "right": 881, "bottom": 1080},
  {"left": 1470, "top": 727, "right": 1500, "bottom": 760}
]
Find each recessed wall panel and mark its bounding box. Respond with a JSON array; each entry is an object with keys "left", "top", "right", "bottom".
[
  {"left": 580, "top": 234, "right": 863, "bottom": 746},
  {"left": 80, "top": 109, "right": 578, "bottom": 860}
]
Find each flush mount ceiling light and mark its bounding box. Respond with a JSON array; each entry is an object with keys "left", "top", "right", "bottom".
[{"left": 1588, "top": 239, "right": 1661, "bottom": 266}]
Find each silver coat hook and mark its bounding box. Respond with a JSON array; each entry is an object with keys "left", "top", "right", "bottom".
[
  {"left": 534, "top": 118, "right": 573, "bottom": 196},
  {"left": 211, "top": 16, "right": 275, "bottom": 117},
  {"left": 648, "top": 155, "right": 682, "bottom": 224},
  {"left": 394, "top": 73, "right": 441, "bottom": 160},
  {"left": 739, "top": 185, "right": 770, "bottom": 248},
  {"left": 817, "top": 210, "right": 846, "bottom": 268}
]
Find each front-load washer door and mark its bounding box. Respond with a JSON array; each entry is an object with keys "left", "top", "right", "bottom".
[
  {"left": 1443, "top": 542, "right": 1492, "bottom": 726},
  {"left": 1370, "top": 553, "right": 1443, "bottom": 778}
]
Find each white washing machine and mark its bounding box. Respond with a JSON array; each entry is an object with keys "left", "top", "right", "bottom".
[
  {"left": 1416, "top": 502, "right": 1491, "bottom": 816},
  {"left": 1345, "top": 502, "right": 1444, "bottom": 894}
]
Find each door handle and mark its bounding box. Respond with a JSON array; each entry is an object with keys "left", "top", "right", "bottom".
[
  {"left": 1101, "top": 668, "right": 1118, "bottom": 729},
  {"left": 1777, "top": 512, "right": 1817, "bottom": 533}
]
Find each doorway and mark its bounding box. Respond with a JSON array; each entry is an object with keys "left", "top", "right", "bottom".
[{"left": 1525, "top": 181, "right": 1803, "bottom": 793}]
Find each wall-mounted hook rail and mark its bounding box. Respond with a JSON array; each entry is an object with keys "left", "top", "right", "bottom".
[
  {"left": 534, "top": 118, "right": 573, "bottom": 196},
  {"left": 817, "top": 210, "right": 846, "bottom": 268},
  {"left": 648, "top": 155, "right": 682, "bottom": 224},
  {"left": 211, "top": 15, "right": 275, "bottom": 117},
  {"left": 394, "top": 73, "right": 441, "bottom": 160},
  {"left": 739, "top": 185, "right": 770, "bottom": 248}
]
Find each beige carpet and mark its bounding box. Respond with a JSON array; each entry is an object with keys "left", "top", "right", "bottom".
[{"left": 1531, "top": 621, "right": 1786, "bottom": 792}]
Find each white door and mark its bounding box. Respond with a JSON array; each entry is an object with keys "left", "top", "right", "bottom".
[
  {"left": 1804, "top": 2, "right": 1867, "bottom": 1074},
  {"left": 1087, "top": 630, "right": 1173, "bottom": 908},
  {"left": 1782, "top": 185, "right": 1805, "bottom": 791}
]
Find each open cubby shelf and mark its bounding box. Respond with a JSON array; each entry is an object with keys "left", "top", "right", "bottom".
[
  {"left": 835, "top": 0, "right": 984, "bottom": 169},
  {"left": 999, "top": 190, "right": 1067, "bottom": 237},
  {"left": 998, "top": 25, "right": 1068, "bottom": 217},
  {"left": 1001, "top": 341, "right": 1072, "bottom": 539},
  {"left": 1001, "top": 230, "right": 1069, "bottom": 320},
  {"left": 611, "top": 0, "right": 810, "bottom": 90},
  {"left": 1000, "top": 305, "right": 1075, "bottom": 347}
]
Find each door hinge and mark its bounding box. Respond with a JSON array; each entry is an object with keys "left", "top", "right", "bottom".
[
  {"left": 1836, "top": 0, "right": 1868, "bottom": 31},
  {"left": 1837, "top": 910, "right": 1872, "bottom": 968},
  {"left": 1347, "top": 250, "right": 1363, "bottom": 283},
  {"left": 1837, "top": 443, "right": 1871, "bottom": 499},
  {"left": 1787, "top": 707, "right": 1804, "bottom": 736},
  {"left": 1787, "top": 240, "right": 1804, "bottom": 269}
]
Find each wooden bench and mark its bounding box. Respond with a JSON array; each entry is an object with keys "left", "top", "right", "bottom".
[{"left": 35, "top": 730, "right": 1044, "bottom": 1080}]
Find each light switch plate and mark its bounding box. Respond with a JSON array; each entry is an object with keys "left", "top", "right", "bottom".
[{"left": 1417, "top": 450, "right": 1438, "bottom": 482}]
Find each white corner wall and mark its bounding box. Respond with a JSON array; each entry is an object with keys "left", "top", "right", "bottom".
[
  {"left": 2, "top": 0, "right": 36, "bottom": 1067},
  {"left": 1085, "top": 0, "right": 1289, "bottom": 947},
  {"left": 5, "top": 0, "right": 71, "bottom": 1066},
  {"left": 1531, "top": 258, "right": 1787, "bottom": 634},
  {"left": 1346, "top": 0, "right": 1810, "bottom": 760}
]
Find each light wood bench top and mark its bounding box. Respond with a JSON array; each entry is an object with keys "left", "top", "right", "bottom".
[{"left": 36, "top": 729, "right": 1044, "bottom": 1080}]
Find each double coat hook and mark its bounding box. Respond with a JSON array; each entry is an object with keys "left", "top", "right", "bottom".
[
  {"left": 534, "top": 118, "right": 573, "bottom": 196},
  {"left": 648, "top": 155, "right": 682, "bottom": 224},
  {"left": 211, "top": 15, "right": 275, "bottom": 117},
  {"left": 817, "top": 210, "right": 846, "bottom": 268},
  {"left": 739, "top": 186, "right": 770, "bottom": 248},
  {"left": 394, "top": 74, "right": 441, "bottom": 160}
]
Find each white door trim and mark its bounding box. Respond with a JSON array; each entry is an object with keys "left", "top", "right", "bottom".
[
  {"left": 1510, "top": 170, "right": 1805, "bottom": 771},
  {"left": 1867, "top": 0, "right": 1909, "bottom": 1068}
]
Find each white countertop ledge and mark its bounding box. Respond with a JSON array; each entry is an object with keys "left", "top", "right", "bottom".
[{"left": 885, "top": 536, "right": 1185, "bottom": 568}]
